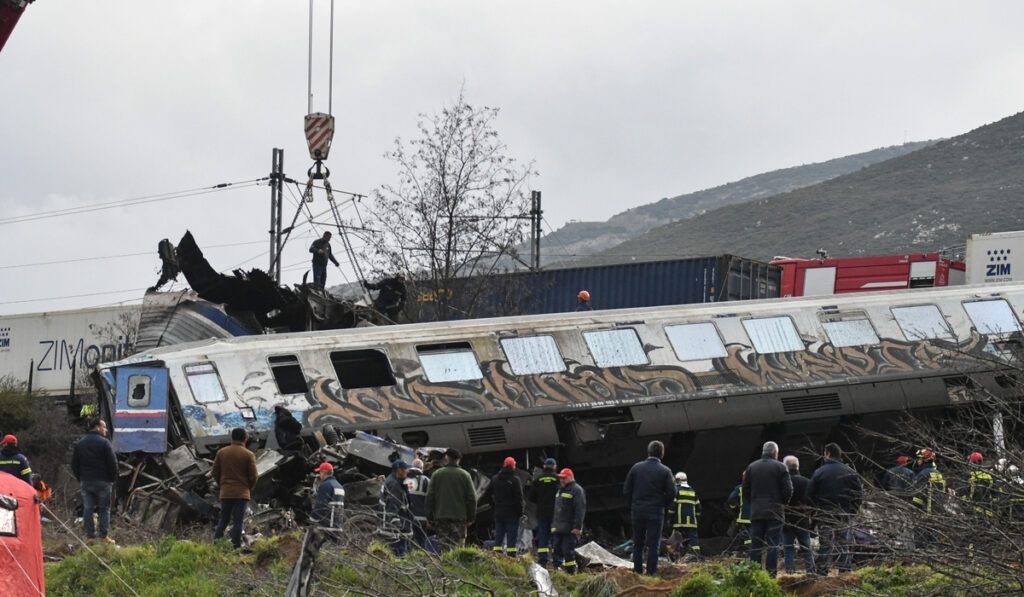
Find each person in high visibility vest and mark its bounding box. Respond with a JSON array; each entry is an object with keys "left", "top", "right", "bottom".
[
  {"left": 727, "top": 471, "right": 751, "bottom": 552},
  {"left": 671, "top": 472, "right": 700, "bottom": 557},
  {"left": 962, "top": 451, "right": 995, "bottom": 517},
  {"left": 911, "top": 448, "right": 946, "bottom": 549}
]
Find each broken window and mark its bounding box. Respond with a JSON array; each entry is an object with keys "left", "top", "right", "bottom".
[
  {"left": 330, "top": 349, "right": 396, "bottom": 389},
  {"left": 500, "top": 336, "right": 566, "bottom": 375},
  {"left": 127, "top": 375, "right": 151, "bottom": 407},
  {"left": 583, "top": 329, "right": 648, "bottom": 367},
  {"left": 823, "top": 319, "right": 880, "bottom": 348},
  {"left": 183, "top": 362, "right": 227, "bottom": 404},
  {"left": 892, "top": 305, "right": 954, "bottom": 340},
  {"left": 417, "top": 342, "right": 482, "bottom": 383},
  {"left": 268, "top": 355, "right": 307, "bottom": 394},
  {"left": 742, "top": 316, "right": 806, "bottom": 354},
  {"left": 963, "top": 299, "right": 1022, "bottom": 335},
  {"left": 665, "top": 322, "right": 728, "bottom": 361}
]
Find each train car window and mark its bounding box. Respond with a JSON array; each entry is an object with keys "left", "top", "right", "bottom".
[
  {"left": 268, "top": 355, "right": 307, "bottom": 394},
  {"left": 822, "top": 319, "right": 880, "bottom": 347},
  {"left": 127, "top": 375, "right": 151, "bottom": 407},
  {"left": 742, "top": 316, "right": 806, "bottom": 353},
  {"left": 417, "top": 343, "right": 483, "bottom": 382},
  {"left": 583, "top": 329, "right": 649, "bottom": 367},
  {"left": 665, "top": 322, "right": 728, "bottom": 361},
  {"left": 183, "top": 362, "right": 228, "bottom": 404},
  {"left": 330, "top": 349, "right": 397, "bottom": 388},
  {"left": 892, "top": 305, "right": 954, "bottom": 340},
  {"left": 500, "top": 336, "right": 566, "bottom": 375},
  {"left": 963, "top": 299, "right": 1022, "bottom": 335}
]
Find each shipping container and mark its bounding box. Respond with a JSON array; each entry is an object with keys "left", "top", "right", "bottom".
[
  {"left": 966, "top": 230, "right": 1024, "bottom": 285},
  {"left": 771, "top": 253, "right": 965, "bottom": 297},
  {"left": 0, "top": 305, "right": 140, "bottom": 396},
  {"left": 413, "top": 255, "right": 780, "bottom": 321}
]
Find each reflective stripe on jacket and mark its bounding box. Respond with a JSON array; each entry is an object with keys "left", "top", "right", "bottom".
[{"left": 672, "top": 484, "right": 700, "bottom": 529}]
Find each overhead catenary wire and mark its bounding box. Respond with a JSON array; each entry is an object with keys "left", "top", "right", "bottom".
[{"left": 0, "top": 239, "right": 266, "bottom": 270}]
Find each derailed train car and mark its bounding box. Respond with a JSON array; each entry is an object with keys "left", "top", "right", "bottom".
[{"left": 93, "top": 282, "right": 1024, "bottom": 529}]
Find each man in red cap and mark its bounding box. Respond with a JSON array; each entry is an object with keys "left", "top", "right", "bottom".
[
  {"left": 311, "top": 462, "right": 345, "bottom": 529},
  {"left": 551, "top": 468, "right": 586, "bottom": 573},
  {"left": 881, "top": 455, "right": 914, "bottom": 493},
  {"left": 0, "top": 434, "right": 32, "bottom": 485},
  {"left": 491, "top": 456, "right": 524, "bottom": 556}
]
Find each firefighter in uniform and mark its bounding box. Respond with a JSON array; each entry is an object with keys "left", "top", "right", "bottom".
[
  {"left": 529, "top": 458, "right": 560, "bottom": 566},
  {"left": 727, "top": 472, "right": 751, "bottom": 552},
  {"left": 551, "top": 468, "right": 586, "bottom": 573},
  {"left": 0, "top": 435, "right": 32, "bottom": 485},
  {"left": 911, "top": 448, "right": 946, "bottom": 548},
  {"left": 671, "top": 472, "right": 700, "bottom": 557}
]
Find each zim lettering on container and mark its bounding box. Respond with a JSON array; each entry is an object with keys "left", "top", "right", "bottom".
[
  {"left": 985, "top": 249, "right": 1012, "bottom": 281},
  {"left": 0, "top": 327, "right": 10, "bottom": 350},
  {"left": 35, "top": 336, "right": 133, "bottom": 372}
]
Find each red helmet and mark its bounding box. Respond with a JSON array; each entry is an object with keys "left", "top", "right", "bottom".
[
  {"left": 577, "top": 290, "right": 590, "bottom": 301},
  {"left": 916, "top": 448, "right": 936, "bottom": 461},
  {"left": 0, "top": 434, "right": 16, "bottom": 446},
  {"left": 968, "top": 451, "right": 983, "bottom": 464}
]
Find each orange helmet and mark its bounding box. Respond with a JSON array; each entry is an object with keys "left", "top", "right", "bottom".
[
  {"left": 916, "top": 448, "right": 936, "bottom": 461},
  {"left": 577, "top": 290, "right": 590, "bottom": 301}
]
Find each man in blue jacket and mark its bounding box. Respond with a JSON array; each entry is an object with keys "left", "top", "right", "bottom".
[
  {"left": 311, "top": 462, "right": 345, "bottom": 529},
  {"left": 807, "top": 443, "right": 863, "bottom": 574},
  {"left": 71, "top": 418, "right": 119, "bottom": 544},
  {"left": 743, "top": 441, "right": 793, "bottom": 577},
  {"left": 623, "top": 440, "right": 676, "bottom": 575},
  {"left": 551, "top": 468, "right": 586, "bottom": 573}
]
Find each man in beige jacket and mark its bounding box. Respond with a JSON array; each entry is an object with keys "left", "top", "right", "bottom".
[{"left": 212, "top": 428, "right": 258, "bottom": 548}]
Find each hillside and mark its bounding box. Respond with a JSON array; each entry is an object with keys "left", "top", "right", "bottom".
[
  {"left": 579, "top": 111, "right": 1024, "bottom": 264},
  {"left": 538, "top": 142, "right": 935, "bottom": 265}
]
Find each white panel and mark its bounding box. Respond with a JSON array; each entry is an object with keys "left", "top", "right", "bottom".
[
  {"left": 892, "top": 305, "right": 954, "bottom": 340},
  {"left": 583, "top": 329, "right": 648, "bottom": 367},
  {"left": 742, "top": 317, "right": 806, "bottom": 353},
  {"left": 184, "top": 363, "right": 228, "bottom": 404},
  {"left": 419, "top": 350, "right": 483, "bottom": 382},
  {"left": 0, "top": 509, "right": 15, "bottom": 536},
  {"left": 802, "top": 267, "right": 837, "bottom": 296},
  {"left": 963, "top": 299, "right": 1022, "bottom": 335},
  {"left": 909, "top": 261, "right": 937, "bottom": 279},
  {"left": 665, "top": 322, "right": 727, "bottom": 361},
  {"left": 823, "top": 319, "right": 880, "bottom": 347},
  {"left": 966, "top": 231, "right": 1024, "bottom": 284},
  {"left": 500, "top": 336, "right": 565, "bottom": 375}
]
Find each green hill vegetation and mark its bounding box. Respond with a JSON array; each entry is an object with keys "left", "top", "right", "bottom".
[{"left": 580, "top": 111, "right": 1024, "bottom": 265}]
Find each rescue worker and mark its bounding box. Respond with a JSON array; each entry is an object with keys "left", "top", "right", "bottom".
[
  {"left": 310, "top": 462, "right": 345, "bottom": 529},
  {"left": 623, "top": 440, "right": 676, "bottom": 576},
  {"left": 363, "top": 273, "right": 408, "bottom": 322},
  {"left": 575, "top": 290, "right": 593, "bottom": 311},
  {"left": 404, "top": 458, "right": 430, "bottom": 549},
  {"left": 962, "top": 451, "right": 995, "bottom": 517},
  {"left": 380, "top": 459, "right": 413, "bottom": 556},
  {"left": 0, "top": 434, "right": 32, "bottom": 485},
  {"left": 911, "top": 448, "right": 946, "bottom": 548},
  {"left": 309, "top": 231, "right": 340, "bottom": 288},
  {"left": 727, "top": 471, "right": 751, "bottom": 552},
  {"left": 491, "top": 456, "right": 524, "bottom": 556},
  {"left": 781, "top": 455, "right": 814, "bottom": 575},
  {"left": 881, "top": 455, "right": 914, "bottom": 493},
  {"left": 551, "top": 468, "right": 586, "bottom": 573},
  {"left": 807, "top": 443, "right": 863, "bottom": 575},
  {"left": 529, "top": 458, "right": 560, "bottom": 567},
  {"left": 671, "top": 472, "right": 701, "bottom": 558}
]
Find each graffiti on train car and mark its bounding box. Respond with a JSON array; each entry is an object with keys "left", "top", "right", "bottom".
[{"left": 299, "top": 332, "right": 994, "bottom": 428}]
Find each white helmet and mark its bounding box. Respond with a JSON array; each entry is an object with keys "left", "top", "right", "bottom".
[{"left": 675, "top": 472, "right": 687, "bottom": 483}]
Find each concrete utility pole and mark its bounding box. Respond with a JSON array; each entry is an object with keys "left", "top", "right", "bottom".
[
  {"left": 530, "top": 190, "right": 542, "bottom": 271},
  {"left": 269, "top": 148, "right": 284, "bottom": 282}
]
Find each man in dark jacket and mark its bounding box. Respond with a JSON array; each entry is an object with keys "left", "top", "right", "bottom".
[
  {"left": 71, "top": 418, "right": 119, "bottom": 544},
  {"left": 727, "top": 472, "right": 751, "bottom": 552},
  {"left": 807, "top": 443, "right": 863, "bottom": 574},
  {"left": 311, "top": 462, "right": 345, "bottom": 529},
  {"left": 623, "top": 440, "right": 676, "bottom": 575},
  {"left": 881, "top": 456, "right": 914, "bottom": 493},
  {"left": 530, "top": 458, "right": 560, "bottom": 566},
  {"left": 551, "top": 468, "right": 586, "bottom": 573},
  {"left": 309, "top": 231, "right": 340, "bottom": 288},
  {"left": 363, "top": 273, "right": 407, "bottom": 322},
  {"left": 380, "top": 459, "right": 414, "bottom": 555},
  {"left": 272, "top": 406, "right": 303, "bottom": 453},
  {"left": 491, "top": 456, "right": 524, "bottom": 556},
  {"left": 211, "top": 427, "right": 258, "bottom": 548},
  {"left": 743, "top": 441, "right": 793, "bottom": 577},
  {"left": 425, "top": 448, "right": 477, "bottom": 551},
  {"left": 0, "top": 434, "right": 32, "bottom": 485},
  {"left": 782, "top": 455, "right": 815, "bottom": 575}
]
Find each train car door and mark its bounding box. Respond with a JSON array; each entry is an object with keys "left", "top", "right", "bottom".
[{"left": 112, "top": 367, "right": 168, "bottom": 453}]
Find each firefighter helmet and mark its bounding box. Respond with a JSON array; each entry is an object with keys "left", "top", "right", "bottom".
[
  {"left": 968, "top": 451, "right": 983, "bottom": 464},
  {"left": 577, "top": 290, "right": 590, "bottom": 301},
  {"left": 916, "top": 448, "right": 936, "bottom": 461}
]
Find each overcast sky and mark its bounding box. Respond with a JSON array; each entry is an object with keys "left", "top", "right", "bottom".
[{"left": 2, "top": 1, "right": 1023, "bottom": 315}]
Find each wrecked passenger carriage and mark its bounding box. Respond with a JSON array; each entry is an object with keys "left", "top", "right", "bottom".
[{"left": 94, "top": 282, "right": 1024, "bottom": 538}]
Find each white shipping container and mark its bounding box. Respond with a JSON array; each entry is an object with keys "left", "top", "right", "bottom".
[
  {"left": 966, "top": 231, "right": 1024, "bottom": 285},
  {"left": 0, "top": 305, "right": 141, "bottom": 395}
]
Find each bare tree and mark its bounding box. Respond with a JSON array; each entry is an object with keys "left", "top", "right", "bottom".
[{"left": 363, "top": 90, "right": 535, "bottom": 322}]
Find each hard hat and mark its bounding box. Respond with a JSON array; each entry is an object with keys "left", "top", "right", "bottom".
[
  {"left": 968, "top": 451, "right": 984, "bottom": 464},
  {"left": 896, "top": 456, "right": 910, "bottom": 465},
  {"left": 503, "top": 456, "right": 516, "bottom": 468},
  {"left": 577, "top": 290, "right": 590, "bottom": 301},
  {"left": 675, "top": 472, "right": 687, "bottom": 483},
  {"left": 0, "top": 434, "right": 16, "bottom": 446},
  {"left": 916, "top": 448, "right": 935, "bottom": 461}
]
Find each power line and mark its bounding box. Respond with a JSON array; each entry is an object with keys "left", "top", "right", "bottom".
[
  {"left": 0, "top": 239, "right": 267, "bottom": 270},
  {"left": 0, "top": 287, "right": 148, "bottom": 307},
  {"left": 0, "top": 179, "right": 266, "bottom": 226}
]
